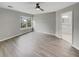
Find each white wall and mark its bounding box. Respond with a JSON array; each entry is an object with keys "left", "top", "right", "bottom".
[
  {"left": 0, "top": 8, "right": 32, "bottom": 41},
  {"left": 33, "top": 12, "right": 56, "bottom": 35},
  {"left": 73, "top": 3, "right": 79, "bottom": 49}
]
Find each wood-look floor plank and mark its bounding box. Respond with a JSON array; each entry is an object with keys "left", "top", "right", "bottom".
[{"left": 0, "top": 32, "right": 79, "bottom": 57}]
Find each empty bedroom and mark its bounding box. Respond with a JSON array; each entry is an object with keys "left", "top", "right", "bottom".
[{"left": 0, "top": 1, "right": 79, "bottom": 57}]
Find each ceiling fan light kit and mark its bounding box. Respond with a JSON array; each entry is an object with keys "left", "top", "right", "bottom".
[
  {"left": 36, "top": 8, "right": 40, "bottom": 10},
  {"left": 35, "top": 3, "right": 44, "bottom": 11}
]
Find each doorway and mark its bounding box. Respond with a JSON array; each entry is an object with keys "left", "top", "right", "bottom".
[{"left": 61, "top": 11, "right": 72, "bottom": 44}]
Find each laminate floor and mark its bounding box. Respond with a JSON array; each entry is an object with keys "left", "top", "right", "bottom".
[{"left": 0, "top": 32, "right": 79, "bottom": 57}]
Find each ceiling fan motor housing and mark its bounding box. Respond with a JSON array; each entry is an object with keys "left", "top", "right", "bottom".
[{"left": 36, "top": 3, "right": 40, "bottom": 8}]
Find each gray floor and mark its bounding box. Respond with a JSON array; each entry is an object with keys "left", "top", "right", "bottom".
[{"left": 0, "top": 32, "right": 79, "bottom": 57}]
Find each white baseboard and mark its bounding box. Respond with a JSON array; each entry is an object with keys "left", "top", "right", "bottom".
[
  {"left": 72, "top": 45, "right": 79, "bottom": 50},
  {"left": 35, "top": 31, "right": 62, "bottom": 39},
  {"left": 0, "top": 33, "right": 22, "bottom": 42},
  {"left": 36, "top": 31, "right": 55, "bottom": 36},
  {"left": 0, "top": 30, "right": 33, "bottom": 42},
  {"left": 35, "top": 31, "right": 63, "bottom": 39},
  {"left": 55, "top": 35, "right": 62, "bottom": 39}
]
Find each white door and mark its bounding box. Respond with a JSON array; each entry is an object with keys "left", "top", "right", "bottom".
[{"left": 61, "top": 11, "right": 72, "bottom": 44}]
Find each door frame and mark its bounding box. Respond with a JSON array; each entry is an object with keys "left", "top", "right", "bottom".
[{"left": 61, "top": 11, "right": 73, "bottom": 44}]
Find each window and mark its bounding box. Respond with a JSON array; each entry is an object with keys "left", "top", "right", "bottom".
[{"left": 20, "top": 16, "right": 33, "bottom": 30}]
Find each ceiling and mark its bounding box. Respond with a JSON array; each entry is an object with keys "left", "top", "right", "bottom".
[{"left": 0, "top": 2, "right": 77, "bottom": 15}]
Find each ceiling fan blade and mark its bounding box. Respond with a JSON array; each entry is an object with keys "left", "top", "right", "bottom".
[{"left": 40, "top": 8, "right": 44, "bottom": 11}]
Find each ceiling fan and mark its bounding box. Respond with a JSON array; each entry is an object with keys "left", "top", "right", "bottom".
[{"left": 35, "top": 3, "right": 44, "bottom": 11}]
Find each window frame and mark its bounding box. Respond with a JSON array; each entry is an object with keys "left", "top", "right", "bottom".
[{"left": 20, "top": 16, "right": 33, "bottom": 30}]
